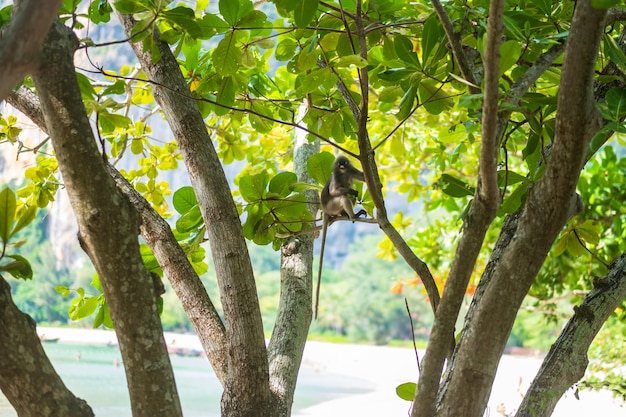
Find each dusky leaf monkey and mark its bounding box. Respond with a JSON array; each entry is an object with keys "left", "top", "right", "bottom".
[{"left": 315, "top": 155, "right": 367, "bottom": 318}]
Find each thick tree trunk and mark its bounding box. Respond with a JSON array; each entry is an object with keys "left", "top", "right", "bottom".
[
  {"left": 115, "top": 12, "right": 272, "bottom": 417},
  {"left": 267, "top": 116, "right": 318, "bottom": 417},
  {"left": 431, "top": 3, "right": 607, "bottom": 417},
  {"left": 30, "top": 21, "right": 182, "bottom": 417},
  {"left": 0, "top": 277, "right": 94, "bottom": 417}
]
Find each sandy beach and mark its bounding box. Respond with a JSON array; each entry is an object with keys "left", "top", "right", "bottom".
[{"left": 34, "top": 327, "right": 624, "bottom": 417}]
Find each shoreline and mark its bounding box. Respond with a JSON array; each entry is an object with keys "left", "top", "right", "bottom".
[{"left": 35, "top": 326, "right": 624, "bottom": 417}]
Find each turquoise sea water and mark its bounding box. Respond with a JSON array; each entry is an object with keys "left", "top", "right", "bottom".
[{"left": 0, "top": 342, "right": 372, "bottom": 417}]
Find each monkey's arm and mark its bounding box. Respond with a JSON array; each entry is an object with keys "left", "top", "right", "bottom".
[{"left": 328, "top": 186, "right": 358, "bottom": 197}]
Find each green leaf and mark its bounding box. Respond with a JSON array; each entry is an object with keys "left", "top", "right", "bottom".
[
  {"left": 0, "top": 188, "right": 16, "bottom": 245},
  {"left": 269, "top": 172, "right": 298, "bottom": 197},
  {"left": 103, "top": 80, "right": 126, "bottom": 96},
  {"left": 397, "top": 84, "right": 417, "bottom": 120},
  {"left": 603, "top": 34, "right": 626, "bottom": 75},
  {"left": 604, "top": 87, "right": 626, "bottom": 120},
  {"left": 219, "top": 0, "right": 239, "bottom": 25},
  {"left": 335, "top": 54, "right": 368, "bottom": 68},
  {"left": 396, "top": 382, "right": 416, "bottom": 401},
  {"left": 294, "top": 0, "right": 318, "bottom": 28},
  {"left": 88, "top": 0, "right": 112, "bottom": 23},
  {"left": 439, "top": 174, "right": 475, "bottom": 198},
  {"left": 591, "top": 0, "right": 620, "bottom": 9},
  {"left": 102, "top": 302, "right": 114, "bottom": 328},
  {"left": 497, "top": 170, "right": 527, "bottom": 187},
  {"left": 75, "top": 72, "right": 97, "bottom": 100},
  {"left": 75, "top": 296, "right": 100, "bottom": 320},
  {"left": 238, "top": 10, "right": 267, "bottom": 27},
  {"left": 113, "top": 0, "right": 145, "bottom": 14},
  {"left": 93, "top": 303, "right": 105, "bottom": 328},
  {"left": 250, "top": 214, "right": 275, "bottom": 245},
  {"left": 497, "top": 182, "right": 529, "bottom": 216},
  {"left": 213, "top": 32, "right": 242, "bottom": 76},
  {"left": 162, "top": 6, "right": 202, "bottom": 38},
  {"left": 91, "top": 273, "right": 103, "bottom": 292},
  {"left": 421, "top": 14, "right": 442, "bottom": 64},
  {"left": 418, "top": 80, "right": 453, "bottom": 115},
  {"left": 500, "top": 40, "right": 521, "bottom": 75},
  {"left": 55, "top": 285, "right": 71, "bottom": 298},
  {"left": 239, "top": 172, "right": 269, "bottom": 202},
  {"left": 10, "top": 205, "right": 37, "bottom": 239},
  {"left": 458, "top": 94, "right": 484, "bottom": 110},
  {"left": 140, "top": 244, "right": 161, "bottom": 272},
  {"left": 276, "top": 38, "right": 298, "bottom": 61},
  {"left": 306, "top": 152, "right": 334, "bottom": 185},
  {"left": 176, "top": 205, "right": 204, "bottom": 233},
  {"left": 173, "top": 186, "right": 198, "bottom": 214},
  {"left": 98, "top": 112, "right": 131, "bottom": 133},
  {"left": 0, "top": 255, "right": 33, "bottom": 280},
  {"left": 378, "top": 68, "right": 417, "bottom": 82},
  {"left": 216, "top": 76, "right": 236, "bottom": 112},
  {"left": 249, "top": 102, "right": 275, "bottom": 133},
  {"left": 394, "top": 34, "right": 420, "bottom": 68}
]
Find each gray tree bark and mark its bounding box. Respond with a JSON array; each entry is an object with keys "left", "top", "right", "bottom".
[
  {"left": 0, "top": 277, "right": 94, "bottom": 417},
  {"left": 267, "top": 109, "right": 318, "bottom": 417},
  {"left": 430, "top": 3, "right": 607, "bottom": 417},
  {"left": 0, "top": 0, "right": 61, "bottom": 101},
  {"left": 116, "top": 11, "right": 273, "bottom": 417},
  {"left": 30, "top": 20, "right": 182, "bottom": 417},
  {"left": 515, "top": 252, "right": 626, "bottom": 417}
]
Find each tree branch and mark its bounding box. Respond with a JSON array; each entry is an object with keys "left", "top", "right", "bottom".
[
  {"left": 515, "top": 252, "right": 626, "bottom": 417},
  {"left": 0, "top": 277, "right": 94, "bottom": 417},
  {"left": 267, "top": 111, "right": 318, "bottom": 415},
  {"left": 0, "top": 0, "right": 62, "bottom": 102},
  {"left": 412, "top": 3, "right": 505, "bottom": 416},
  {"left": 107, "top": 166, "right": 229, "bottom": 384},
  {"left": 115, "top": 11, "right": 272, "bottom": 414},
  {"left": 329, "top": 0, "right": 442, "bottom": 316},
  {"left": 431, "top": 0, "right": 480, "bottom": 94}
]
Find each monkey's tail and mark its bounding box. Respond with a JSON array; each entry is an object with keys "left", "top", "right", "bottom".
[{"left": 315, "top": 218, "right": 329, "bottom": 320}]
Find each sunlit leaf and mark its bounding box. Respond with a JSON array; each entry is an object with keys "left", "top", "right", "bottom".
[
  {"left": 213, "top": 32, "right": 242, "bottom": 76},
  {"left": 294, "top": 0, "right": 318, "bottom": 28},
  {"left": 439, "top": 174, "right": 475, "bottom": 198},
  {"left": 307, "top": 152, "right": 334, "bottom": 186},
  {"left": 240, "top": 172, "right": 269, "bottom": 202},
  {"left": 173, "top": 186, "right": 198, "bottom": 214},
  {"left": 0, "top": 188, "right": 16, "bottom": 245},
  {"left": 396, "top": 382, "right": 416, "bottom": 401},
  {"left": 0, "top": 255, "right": 33, "bottom": 280},
  {"left": 269, "top": 172, "right": 298, "bottom": 197}
]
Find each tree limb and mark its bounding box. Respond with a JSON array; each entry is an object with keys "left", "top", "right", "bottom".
[
  {"left": 412, "top": 3, "right": 505, "bottom": 416},
  {"left": 267, "top": 110, "right": 318, "bottom": 416},
  {"left": 0, "top": 0, "right": 62, "bottom": 102},
  {"left": 515, "top": 251, "right": 626, "bottom": 417},
  {"left": 107, "top": 166, "right": 229, "bottom": 384},
  {"left": 332, "top": 1, "right": 441, "bottom": 316},
  {"left": 0, "top": 277, "right": 94, "bottom": 417},
  {"left": 115, "top": 11, "right": 272, "bottom": 414},
  {"left": 431, "top": 0, "right": 480, "bottom": 94}
]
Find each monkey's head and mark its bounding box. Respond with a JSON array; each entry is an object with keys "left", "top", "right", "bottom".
[
  {"left": 335, "top": 155, "right": 351, "bottom": 172},
  {"left": 333, "top": 155, "right": 364, "bottom": 182}
]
